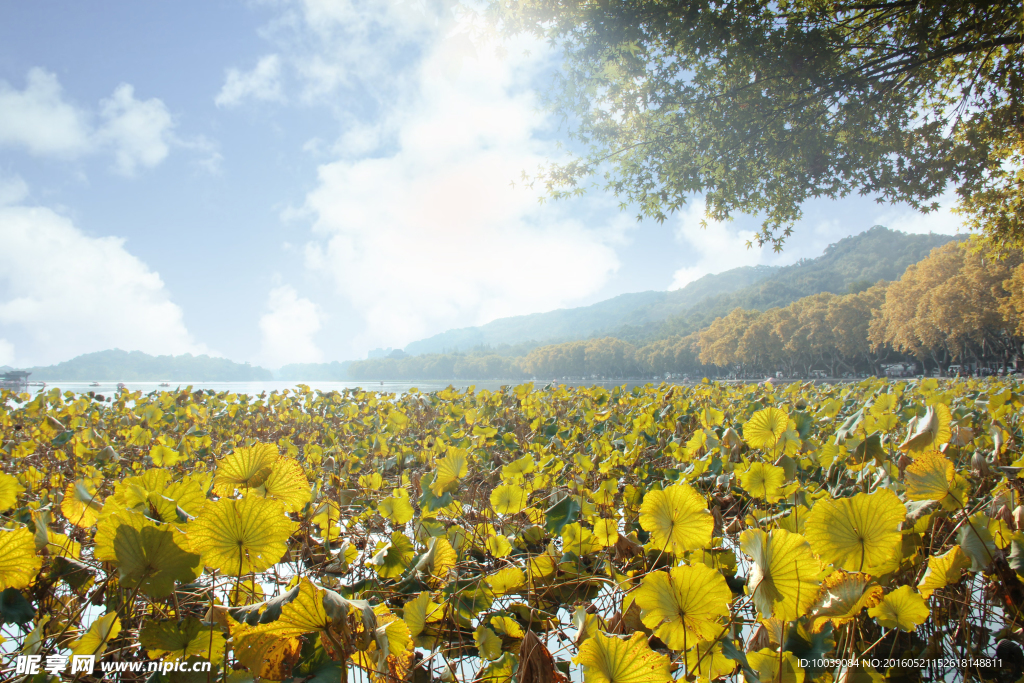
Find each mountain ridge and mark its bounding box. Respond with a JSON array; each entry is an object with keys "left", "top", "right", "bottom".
[
  {"left": 18, "top": 349, "right": 274, "bottom": 382},
  {"left": 405, "top": 226, "right": 957, "bottom": 353},
  {"left": 405, "top": 264, "right": 779, "bottom": 355}
]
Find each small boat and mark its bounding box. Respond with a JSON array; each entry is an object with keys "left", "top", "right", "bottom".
[
  {"left": 117, "top": 383, "right": 126, "bottom": 389},
  {"left": 159, "top": 382, "right": 170, "bottom": 387},
  {"left": 90, "top": 382, "right": 100, "bottom": 386}
]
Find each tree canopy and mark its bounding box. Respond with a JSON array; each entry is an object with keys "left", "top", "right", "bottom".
[{"left": 491, "top": 0, "right": 1023, "bottom": 248}]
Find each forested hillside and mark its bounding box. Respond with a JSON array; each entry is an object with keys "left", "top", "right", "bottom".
[
  {"left": 642, "top": 226, "right": 956, "bottom": 340},
  {"left": 405, "top": 265, "right": 778, "bottom": 355},
  {"left": 22, "top": 350, "right": 274, "bottom": 381},
  {"left": 349, "top": 239, "right": 1024, "bottom": 381},
  {"left": 406, "top": 226, "right": 952, "bottom": 354}
]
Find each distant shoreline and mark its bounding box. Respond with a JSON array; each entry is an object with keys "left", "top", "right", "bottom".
[{"left": 10, "top": 375, "right": 1010, "bottom": 399}]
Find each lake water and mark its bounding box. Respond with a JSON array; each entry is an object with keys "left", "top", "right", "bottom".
[{"left": 24, "top": 379, "right": 659, "bottom": 396}]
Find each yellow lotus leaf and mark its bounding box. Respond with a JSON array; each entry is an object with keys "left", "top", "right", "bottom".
[
  {"left": 140, "top": 617, "right": 226, "bottom": 664},
  {"left": 868, "top": 585, "right": 929, "bottom": 631},
  {"left": 229, "top": 580, "right": 266, "bottom": 606},
  {"left": 380, "top": 489, "right": 415, "bottom": 525},
  {"left": 94, "top": 506, "right": 154, "bottom": 562},
  {"left": 990, "top": 517, "right": 1014, "bottom": 550},
  {"left": 746, "top": 649, "right": 805, "bottom": 683},
  {"left": 899, "top": 404, "right": 951, "bottom": 453},
  {"left": 127, "top": 425, "right": 152, "bottom": 447},
  {"left": 232, "top": 577, "right": 378, "bottom": 678},
  {"left": 779, "top": 504, "right": 811, "bottom": 534},
  {"left": 490, "top": 616, "right": 523, "bottom": 640},
  {"left": 431, "top": 449, "right": 468, "bottom": 495},
  {"left": 188, "top": 495, "right": 296, "bottom": 575},
  {"left": 233, "top": 578, "right": 332, "bottom": 639},
  {"left": 639, "top": 483, "right": 713, "bottom": 554},
  {"left": 229, "top": 626, "right": 302, "bottom": 680},
  {"left": 740, "top": 529, "right": 820, "bottom": 621},
  {"left": 740, "top": 462, "right": 787, "bottom": 503},
  {"left": 475, "top": 622, "right": 504, "bottom": 660},
  {"left": 71, "top": 612, "right": 121, "bottom": 657},
  {"left": 0, "top": 527, "right": 42, "bottom": 590},
  {"left": 699, "top": 407, "right": 725, "bottom": 429},
  {"left": 591, "top": 479, "right": 618, "bottom": 505},
  {"left": 356, "top": 604, "right": 414, "bottom": 683},
  {"left": 572, "top": 631, "right": 671, "bottom": 683},
  {"left": 917, "top": 546, "right": 971, "bottom": 599},
  {"left": 112, "top": 469, "right": 208, "bottom": 523},
  {"left": 633, "top": 564, "right": 732, "bottom": 649},
  {"left": 402, "top": 591, "right": 443, "bottom": 648},
  {"left": 491, "top": 484, "right": 528, "bottom": 515},
  {"left": 112, "top": 468, "right": 171, "bottom": 508},
  {"left": 807, "top": 572, "right": 883, "bottom": 633},
  {"left": 0, "top": 473, "right": 24, "bottom": 512},
  {"left": 369, "top": 532, "right": 415, "bottom": 579},
  {"left": 154, "top": 476, "right": 209, "bottom": 521},
  {"left": 501, "top": 454, "right": 536, "bottom": 482},
  {"left": 683, "top": 430, "right": 708, "bottom": 461},
  {"left": 744, "top": 407, "right": 789, "bottom": 450},
  {"left": 487, "top": 535, "right": 513, "bottom": 558},
  {"left": 149, "top": 444, "right": 181, "bottom": 466},
  {"left": 412, "top": 536, "right": 457, "bottom": 587},
  {"left": 684, "top": 640, "right": 736, "bottom": 682},
  {"left": 870, "top": 394, "right": 896, "bottom": 415},
  {"left": 45, "top": 531, "right": 81, "bottom": 560},
  {"left": 61, "top": 479, "right": 103, "bottom": 528},
  {"left": 257, "top": 456, "right": 312, "bottom": 512},
  {"left": 477, "top": 652, "right": 519, "bottom": 683},
  {"left": 870, "top": 413, "right": 900, "bottom": 434},
  {"left": 804, "top": 489, "right": 905, "bottom": 574},
  {"left": 561, "top": 522, "right": 598, "bottom": 556},
  {"left": 593, "top": 518, "right": 619, "bottom": 547},
  {"left": 777, "top": 429, "right": 802, "bottom": 457},
  {"left": 387, "top": 409, "right": 409, "bottom": 431},
  {"left": 212, "top": 442, "right": 280, "bottom": 495},
  {"left": 906, "top": 452, "right": 965, "bottom": 510},
  {"left": 360, "top": 472, "right": 384, "bottom": 490},
  {"left": 573, "top": 605, "right": 605, "bottom": 645},
  {"left": 114, "top": 524, "right": 201, "bottom": 598},
  {"left": 486, "top": 566, "right": 526, "bottom": 596}
]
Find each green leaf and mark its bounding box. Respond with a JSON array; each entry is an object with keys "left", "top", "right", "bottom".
[
  {"left": 114, "top": 525, "right": 201, "bottom": 598},
  {"left": 50, "top": 556, "right": 95, "bottom": 591},
  {"left": 0, "top": 587, "right": 34, "bottom": 625},
  {"left": 544, "top": 496, "right": 580, "bottom": 535},
  {"left": 958, "top": 513, "right": 996, "bottom": 571},
  {"left": 140, "top": 617, "right": 226, "bottom": 663},
  {"left": 419, "top": 471, "right": 454, "bottom": 512}
]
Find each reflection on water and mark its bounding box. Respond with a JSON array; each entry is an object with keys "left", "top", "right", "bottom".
[{"left": 28, "top": 379, "right": 659, "bottom": 396}]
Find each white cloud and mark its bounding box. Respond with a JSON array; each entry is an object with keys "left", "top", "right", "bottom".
[
  {"left": 258, "top": 285, "right": 323, "bottom": 367},
  {"left": 215, "top": 54, "right": 285, "bottom": 107},
  {"left": 0, "top": 205, "right": 205, "bottom": 366},
  {"left": 299, "top": 26, "right": 622, "bottom": 351},
  {"left": 873, "top": 191, "right": 965, "bottom": 236},
  {"left": 0, "top": 68, "right": 92, "bottom": 156},
  {"left": 98, "top": 84, "right": 174, "bottom": 175},
  {"left": 0, "top": 68, "right": 175, "bottom": 174},
  {"left": 254, "top": 0, "right": 444, "bottom": 106},
  {"left": 669, "top": 203, "right": 768, "bottom": 290}
]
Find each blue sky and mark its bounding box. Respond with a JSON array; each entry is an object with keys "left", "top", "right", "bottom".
[{"left": 0, "top": 0, "right": 964, "bottom": 369}]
